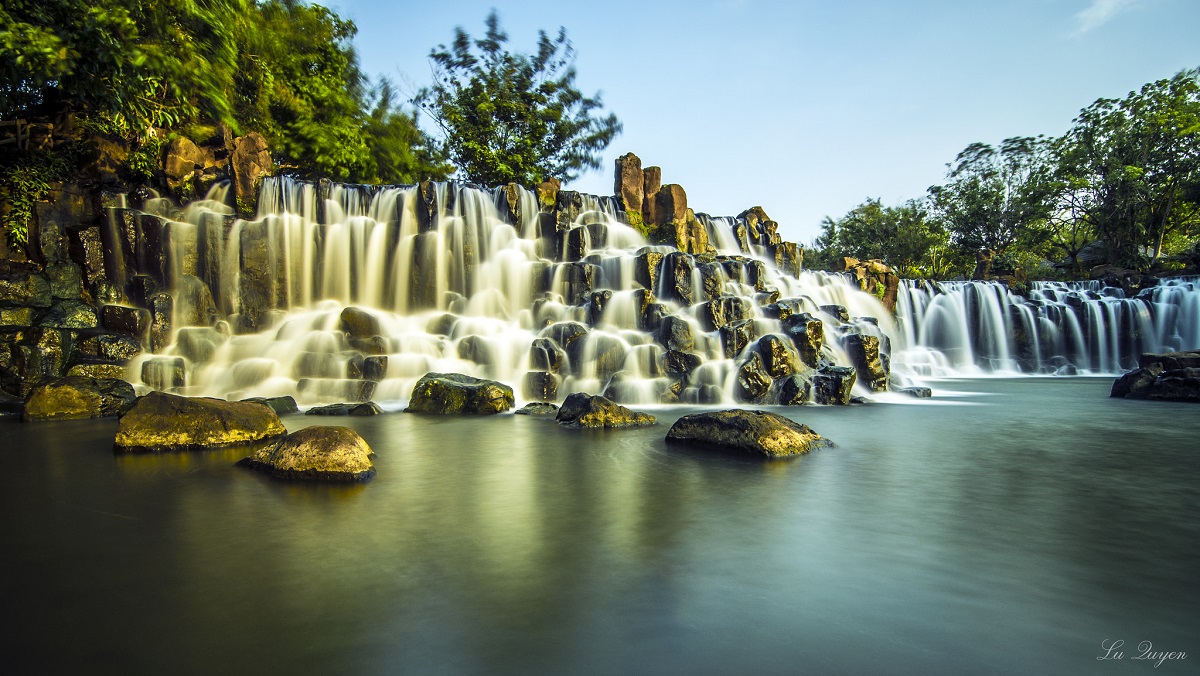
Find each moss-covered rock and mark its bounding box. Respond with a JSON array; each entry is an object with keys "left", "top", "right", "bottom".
[
  {"left": 305, "top": 402, "right": 383, "bottom": 416},
  {"left": 407, "top": 372, "right": 514, "bottom": 415},
  {"left": 22, "top": 376, "right": 136, "bottom": 421},
  {"left": 515, "top": 402, "right": 558, "bottom": 416},
  {"left": 237, "top": 426, "right": 375, "bottom": 482},
  {"left": 666, "top": 409, "right": 831, "bottom": 458},
  {"left": 241, "top": 395, "right": 300, "bottom": 415},
  {"left": 114, "top": 391, "right": 286, "bottom": 452},
  {"left": 555, "top": 392, "right": 656, "bottom": 428}
]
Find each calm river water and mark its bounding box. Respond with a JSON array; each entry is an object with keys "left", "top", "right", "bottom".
[{"left": 1, "top": 378, "right": 1197, "bottom": 675}]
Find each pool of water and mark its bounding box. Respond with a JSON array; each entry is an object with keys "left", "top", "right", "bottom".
[{"left": 1, "top": 378, "right": 1196, "bottom": 675}]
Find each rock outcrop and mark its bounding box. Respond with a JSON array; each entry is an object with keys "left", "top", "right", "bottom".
[
  {"left": 114, "top": 392, "right": 286, "bottom": 452},
  {"left": 1111, "top": 351, "right": 1200, "bottom": 402},
  {"left": 21, "top": 376, "right": 136, "bottom": 421},
  {"left": 407, "top": 372, "right": 514, "bottom": 414},
  {"left": 555, "top": 392, "right": 656, "bottom": 428},
  {"left": 237, "top": 426, "right": 376, "bottom": 482},
  {"left": 665, "top": 409, "right": 831, "bottom": 458}
]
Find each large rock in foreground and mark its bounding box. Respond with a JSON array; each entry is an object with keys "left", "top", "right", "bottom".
[
  {"left": 237, "top": 426, "right": 376, "bottom": 482},
  {"left": 555, "top": 392, "right": 656, "bottom": 428},
  {"left": 407, "top": 372, "right": 514, "bottom": 414},
  {"left": 114, "top": 392, "right": 286, "bottom": 452},
  {"left": 1111, "top": 351, "right": 1200, "bottom": 402},
  {"left": 666, "top": 409, "right": 831, "bottom": 458},
  {"left": 22, "top": 377, "right": 136, "bottom": 421}
]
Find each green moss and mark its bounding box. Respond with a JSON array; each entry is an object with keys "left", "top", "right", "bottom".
[
  {"left": 127, "top": 135, "right": 166, "bottom": 182},
  {"left": 0, "top": 146, "right": 76, "bottom": 246},
  {"left": 626, "top": 209, "right": 657, "bottom": 239}
]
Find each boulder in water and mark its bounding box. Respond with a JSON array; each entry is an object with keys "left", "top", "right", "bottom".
[
  {"left": 407, "top": 372, "right": 514, "bottom": 415},
  {"left": 842, "top": 334, "right": 888, "bottom": 392},
  {"left": 896, "top": 386, "right": 933, "bottom": 399},
  {"left": 1112, "top": 351, "right": 1200, "bottom": 401},
  {"left": 1148, "top": 368, "right": 1200, "bottom": 402},
  {"left": 305, "top": 402, "right": 384, "bottom": 416},
  {"left": 555, "top": 392, "right": 656, "bottom": 428},
  {"left": 114, "top": 392, "right": 286, "bottom": 452},
  {"left": 238, "top": 426, "right": 375, "bottom": 482},
  {"left": 666, "top": 409, "right": 831, "bottom": 458},
  {"left": 22, "top": 377, "right": 136, "bottom": 421},
  {"left": 516, "top": 402, "right": 559, "bottom": 416},
  {"left": 241, "top": 396, "right": 300, "bottom": 415},
  {"left": 812, "top": 366, "right": 856, "bottom": 405}
]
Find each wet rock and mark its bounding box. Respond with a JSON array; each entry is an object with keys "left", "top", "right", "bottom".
[
  {"left": 36, "top": 299, "right": 97, "bottom": 329},
  {"left": 699, "top": 262, "right": 725, "bottom": 300},
  {"left": 348, "top": 335, "right": 388, "bottom": 356},
  {"left": 812, "top": 366, "right": 856, "bottom": 405},
  {"left": 819, "top": 304, "right": 850, "bottom": 323},
  {"left": 771, "top": 242, "right": 803, "bottom": 277},
  {"left": 340, "top": 307, "right": 382, "bottom": 340},
  {"left": 699, "top": 296, "right": 752, "bottom": 332},
  {"left": 762, "top": 298, "right": 806, "bottom": 321},
  {"left": 101, "top": 305, "right": 150, "bottom": 336},
  {"left": 173, "top": 275, "right": 220, "bottom": 327},
  {"left": 141, "top": 356, "right": 186, "bottom": 390},
  {"left": 660, "top": 252, "right": 694, "bottom": 305},
  {"left": 114, "top": 392, "right": 286, "bottom": 452},
  {"left": 456, "top": 335, "right": 493, "bottom": 366},
  {"left": 661, "top": 350, "right": 702, "bottom": 376},
  {"left": 407, "top": 372, "right": 514, "bottom": 415},
  {"left": 781, "top": 313, "right": 824, "bottom": 367},
  {"left": 524, "top": 371, "right": 560, "bottom": 402},
  {"left": 21, "top": 377, "right": 136, "bottom": 421},
  {"left": 735, "top": 352, "right": 774, "bottom": 404},
  {"left": 1111, "top": 364, "right": 1163, "bottom": 399},
  {"left": 756, "top": 334, "right": 802, "bottom": 379},
  {"left": 1148, "top": 368, "right": 1200, "bottom": 402},
  {"left": 305, "top": 402, "right": 384, "bottom": 416},
  {"left": 0, "top": 307, "right": 34, "bottom": 326},
  {"left": 163, "top": 136, "right": 205, "bottom": 189},
  {"left": 774, "top": 375, "right": 812, "bottom": 405},
  {"left": 75, "top": 331, "right": 141, "bottom": 363},
  {"left": 587, "top": 290, "right": 612, "bottom": 326},
  {"left": 540, "top": 322, "right": 588, "bottom": 371},
  {"left": 241, "top": 396, "right": 300, "bottom": 415},
  {"left": 45, "top": 262, "right": 83, "bottom": 300},
  {"left": 633, "top": 251, "right": 663, "bottom": 291},
  {"left": 666, "top": 409, "right": 831, "bottom": 458},
  {"left": 4, "top": 328, "right": 70, "bottom": 393},
  {"left": 238, "top": 426, "right": 376, "bottom": 482},
  {"left": 657, "top": 315, "right": 694, "bottom": 352},
  {"left": 897, "top": 386, "right": 932, "bottom": 399},
  {"left": 363, "top": 356, "right": 387, "bottom": 381},
  {"left": 148, "top": 292, "right": 173, "bottom": 351},
  {"left": 66, "top": 362, "right": 127, "bottom": 380},
  {"left": 555, "top": 392, "right": 656, "bottom": 428},
  {"left": 426, "top": 313, "right": 457, "bottom": 336},
  {"left": 1138, "top": 351, "right": 1200, "bottom": 371},
  {"left": 719, "top": 319, "right": 755, "bottom": 359},
  {"left": 345, "top": 353, "right": 365, "bottom": 379},
  {"left": 561, "top": 261, "right": 599, "bottom": 304},
  {"left": 529, "top": 337, "right": 568, "bottom": 373},
  {"left": 515, "top": 402, "right": 558, "bottom": 416},
  {"left": 842, "top": 334, "right": 888, "bottom": 392}
]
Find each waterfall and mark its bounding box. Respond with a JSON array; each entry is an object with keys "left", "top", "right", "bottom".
[
  {"left": 894, "top": 278, "right": 1200, "bottom": 376},
  {"left": 117, "top": 177, "right": 1200, "bottom": 406}
]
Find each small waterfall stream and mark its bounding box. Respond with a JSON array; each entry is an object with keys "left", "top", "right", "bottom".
[{"left": 117, "top": 177, "right": 1200, "bottom": 406}]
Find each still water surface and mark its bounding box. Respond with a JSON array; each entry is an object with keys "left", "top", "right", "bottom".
[{"left": 1, "top": 378, "right": 1197, "bottom": 675}]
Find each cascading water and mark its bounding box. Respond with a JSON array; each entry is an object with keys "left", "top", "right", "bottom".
[
  {"left": 123, "top": 177, "right": 895, "bottom": 407},
  {"left": 895, "top": 277, "right": 1200, "bottom": 375},
  {"left": 118, "top": 177, "right": 1200, "bottom": 407}
]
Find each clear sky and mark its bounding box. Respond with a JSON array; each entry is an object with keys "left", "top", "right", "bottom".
[{"left": 328, "top": 0, "right": 1200, "bottom": 244}]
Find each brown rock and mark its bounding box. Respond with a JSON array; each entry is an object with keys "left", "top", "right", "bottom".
[
  {"left": 230, "top": 132, "right": 272, "bottom": 213},
  {"left": 114, "top": 392, "right": 286, "bottom": 452},
  {"left": 614, "top": 153, "right": 643, "bottom": 214},
  {"left": 666, "top": 409, "right": 831, "bottom": 458}
]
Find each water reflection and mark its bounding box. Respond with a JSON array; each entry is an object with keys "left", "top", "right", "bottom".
[{"left": 0, "top": 379, "right": 1197, "bottom": 674}]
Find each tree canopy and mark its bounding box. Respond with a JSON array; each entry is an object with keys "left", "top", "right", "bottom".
[{"left": 416, "top": 10, "right": 622, "bottom": 186}]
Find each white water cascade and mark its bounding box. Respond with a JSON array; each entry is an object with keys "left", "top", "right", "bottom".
[
  {"left": 120, "top": 177, "right": 1200, "bottom": 407},
  {"left": 894, "top": 277, "right": 1200, "bottom": 376}
]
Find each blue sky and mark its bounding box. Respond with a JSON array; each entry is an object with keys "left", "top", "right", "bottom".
[{"left": 328, "top": 0, "right": 1200, "bottom": 244}]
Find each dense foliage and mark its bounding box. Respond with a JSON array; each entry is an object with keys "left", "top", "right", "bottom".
[
  {"left": 416, "top": 11, "right": 622, "bottom": 186},
  {"left": 0, "top": 0, "right": 448, "bottom": 186},
  {"left": 812, "top": 68, "right": 1200, "bottom": 279}
]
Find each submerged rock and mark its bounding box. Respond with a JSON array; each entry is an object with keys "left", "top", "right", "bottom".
[
  {"left": 812, "top": 366, "right": 856, "bottom": 405},
  {"left": 305, "top": 402, "right": 383, "bottom": 416},
  {"left": 238, "top": 426, "right": 376, "bottom": 482},
  {"left": 555, "top": 392, "right": 656, "bottom": 428},
  {"left": 407, "top": 372, "right": 514, "bottom": 415},
  {"left": 242, "top": 395, "right": 300, "bottom": 415},
  {"left": 22, "top": 377, "right": 136, "bottom": 421},
  {"left": 515, "top": 402, "right": 559, "bottom": 416},
  {"left": 896, "top": 386, "right": 933, "bottom": 399},
  {"left": 114, "top": 392, "right": 286, "bottom": 452},
  {"left": 665, "top": 409, "right": 831, "bottom": 458}
]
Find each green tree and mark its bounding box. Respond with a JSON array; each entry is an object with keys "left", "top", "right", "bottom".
[
  {"left": 363, "top": 80, "right": 452, "bottom": 183},
  {"left": 1055, "top": 68, "right": 1200, "bottom": 268},
  {"left": 929, "top": 136, "right": 1057, "bottom": 277},
  {"left": 416, "top": 10, "right": 622, "bottom": 186},
  {"left": 0, "top": 0, "right": 240, "bottom": 134},
  {"left": 817, "top": 197, "right": 951, "bottom": 277}
]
